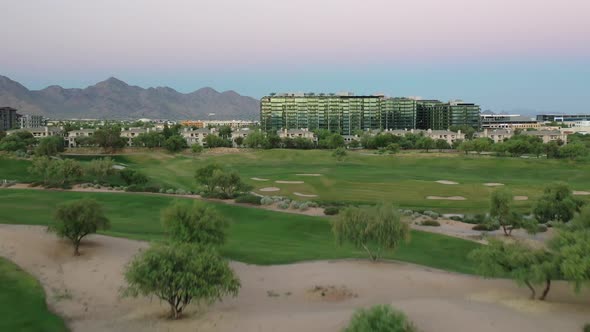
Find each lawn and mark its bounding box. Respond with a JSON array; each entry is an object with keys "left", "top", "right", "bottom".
[
  {"left": 4, "top": 149, "right": 589, "bottom": 213},
  {"left": 0, "top": 257, "right": 68, "bottom": 332},
  {"left": 0, "top": 189, "right": 480, "bottom": 274}
]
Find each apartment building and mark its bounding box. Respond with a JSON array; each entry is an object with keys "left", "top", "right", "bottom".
[
  {"left": 66, "top": 129, "right": 95, "bottom": 147},
  {"left": 0, "top": 107, "right": 19, "bottom": 131},
  {"left": 181, "top": 128, "right": 216, "bottom": 146},
  {"left": 19, "top": 114, "right": 46, "bottom": 128}
]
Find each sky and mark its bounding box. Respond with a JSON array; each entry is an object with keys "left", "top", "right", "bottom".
[{"left": 1, "top": 0, "right": 589, "bottom": 113}]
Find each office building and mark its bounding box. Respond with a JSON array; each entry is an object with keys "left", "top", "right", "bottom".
[
  {"left": 537, "top": 114, "right": 590, "bottom": 123},
  {"left": 19, "top": 114, "right": 46, "bottom": 128},
  {"left": 480, "top": 114, "right": 540, "bottom": 129},
  {"left": 260, "top": 94, "right": 480, "bottom": 134}
]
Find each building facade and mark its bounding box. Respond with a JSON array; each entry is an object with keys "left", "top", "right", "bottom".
[
  {"left": 481, "top": 114, "right": 540, "bottom": 129},
  {"left": 0, "top": 107, "right": 19, "bottom": 131},
  {"left": 537, "top": 114, "right": 590, "bottom": 123},
  {"left": 19, "top": 114, "right": 46, "bottom": 128},
  {"left": 260, "top": 94, "right": 480, "bottom": 134}
]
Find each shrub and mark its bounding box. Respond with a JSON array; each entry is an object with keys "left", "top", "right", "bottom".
[
  {"left": 463, "top": 214, "right": 486, "bottom": 224},
  {"left": 290, "top": 201, "right": 301, "bottom": 210},
  {"left": 449, "top": 216, "right": 463, "bottom": 221},
  {"left": 175, "top": 189, "right": 187, "bottom": 195},
  {"left": 235, "top": 194, "right": 262, "bottom": 205},
  {"left": 420, "top": 220, "right": 441, "bottom": 227},
  {"left": 584, "top": 323, "right": 590, "bottom": 332},
  {"left": 324, "top": 206, "right": 340, "bottom": 215},
  {"left": 536, "top": 224, "right": 548, "bottom": 233},
  {"left": 423, "top": 210, "right": 439, "bottom": 219},
  {"left": 344, "top": 305, "right": 416, "bottom": 332},
  {"left": 165, "top": 189, "right": 175, "bottom": 194},
  {"left": 307, "top": 201, "right": 319, "bottom": 208},
  {"left": 299, "top": 202, "right": 309, "bottom": 211},
  {"left": 260, "top": 196, "right": 274, "bottom": 206},
  {"left": 120, "top": 169, "right": 148, "bottom": 186},
  {"left": 277, "top": 201, "right": 290, "bottom": 209}
]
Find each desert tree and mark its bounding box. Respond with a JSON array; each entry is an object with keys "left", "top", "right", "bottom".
[
  {"left": 85, "top": 157, "right": 115, "bottom": 183},
  {"left": 332, "top": 204, "right": 410, "bottom": 261},
  {"left": 94, "top": 125, "right": 126, "bottom": 152},
  {"left": 162, "top": 201, "right": 228, "bottom": 246},
  {"left": 416, "top": 136, "right": 435, "bottom": 152},
  {"left": 164, "top": 135, "right": 188, "bottom": 152},
  {"left": 210, "top": 169, "right": 250, "bottom": 198},
  {"left": 332, "top": 147, "right": 347, "bottom": 161},
  {"left": 49, "top": 198, "right": 110, "bottom": 255},
  {"left": 490, "top": 188, "right": 537, "bottom": 236},
  {"left": 469, "top": 239, "right": 557, "bottom": 300},
  {"left": 533, "top": 182, "right": 581, "bottom": 224},
  {"left": 35, "top": 136, "right": 65, "bottom": 156},
  {"left": 345, "top": 304, "right": 416, "bottom": 332},
  {"left": 124, "top": 243, "right": 240, "bottom": 319},
  {"left": 195, "top": 163, "right": 223, "bottom": 193}
]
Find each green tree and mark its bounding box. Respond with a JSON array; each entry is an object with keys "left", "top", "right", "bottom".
[
  {"left": 458, "top": 140, "right": 474, "bottom": 155},
  {"left": 348, "top": 140, "right": 361, "bottom": 149},
  {"left": 533, "top": 183, "right": 580, "bottom": 224},
  {"left": 195, "top": 163, "right": 223, "bottom": 193},
  {"left": 164, "top": 135, "right": 188, "bottom": 152},
  {"left": 124, "top": 244, "right": 240, "bottom": 319},
  {"left": 133, "top": 132, "right": 165, "bottom": 148},
  {"left": 49, "top": 199, "right": 110, "bottom": 255},
  {"left": 218, "top": 126, "right": 232, "bottom": 140},
  {"left": 345, "top": 305, "right": 416, "bottom": 332},
  {"left": 450, "top": 125, "right": 476, "bottom": 140},
  {"left": 85, "top": 157, "right": 115, "bottom": 183},
  {"left": 0, "top": 133, "right": 32, "bottom": 152},
  {"left": 51, "top": 159, "right": 83, "bottom": 186},
  {"left": 94, "top": 125, "right": 126, "bottom": 152},
  {"left": 559, "top": 142, "right": 588, "bottom": 160},
  {"left": 35, "top": 136, "right": 65, "bottom": 156},
  {"left": 233, "top": 136, "right": 244, "bottom": 147},
  {"left": 243, "top": 131, "right": 269, "bottom": 148},
  {"left": 326, "top": 133, "right": 345, "bottom": 149},
  {"left": 162, "top": 201, "right": 228, "bottom": 245},
  {"left": 205, "top": 134, "right": 231, "bottom": 148},
  {"left": 332, "top": 147, "right": 347, "bottom": 161},
  {"left": 119, "top": 168, "right": 148, "bottom": 186},
  {"left": 191, "top": 144, "right": 204, "bottom": 154},
  {"left": 434, "top": 139, "right": 451, "bottom": 151},
  {"left": 490, "top": 188, "right": 537, "bottom": 236},
  {"left": 210, "top": 169, "right": 249, "bottom": 198},
  {"left": 472, "top": 137, "right": 493, "bottom": 154},
  {"left": 469, "top": 239, "right": 556, "bottom": 299},
  {"left": 332, "top": 204, "right": 410, "bottom": 261},
  {"left": 544, "top": 141, "right": 560, "bottom": 159},
  {"left": 28, "top": 156, "right": 53, "bottom": 184},
  {"left": 386, "top": 143, "right": 401, "bottom": 154},
  {"left": 416, "top": 136, "right": 435, "bottom": 152}
]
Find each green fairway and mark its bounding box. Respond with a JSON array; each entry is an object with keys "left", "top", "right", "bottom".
[
  {"left": 5, "top": 149, "right": 589, "bottom": 213},
  {"left": 0, "top": 257, "right": 68, "bottom": 332},
  {"left": 0, "top": 189, "right": 480, "bottom": 274}
]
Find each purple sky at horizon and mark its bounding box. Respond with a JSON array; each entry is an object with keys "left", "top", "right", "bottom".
[{"left": 1, "top": 0, "right": 589, "bottom": 112}]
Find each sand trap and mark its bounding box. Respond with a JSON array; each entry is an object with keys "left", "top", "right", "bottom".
[
  {"left": 251, "top": 177, "right": 269, "bottom": 181},
  {"left": 426, "top": 196, "right": 466, "bottom": 201},
  {"left": 436, "top": 180, "right": 459, "bottom": 185},
  {"left": 1, "top": 225, "right": 589, "bottom": 332},
  {"left": 513, "top": 196, "right": 529, "bottom": 201},
  {"left": 259, "top": 187, "right": 280, "bottom": 192},
  {"left": 484, "top": 183, "right": 504, "bottom": 187},
  {"left": 275, "top": 181, "right": 304, "bottom": 184},
  {"left": 295, "top": 174, "right": 322, "bottom": 177},
  {"left": 294, "top": 192, "right": 318, "bottom": 198},
  {"left": 112, "top": 165, "right": 126, "bottom": 170},
  {"left": 573, "top": 191, "right": 590, "bottom": 196}
]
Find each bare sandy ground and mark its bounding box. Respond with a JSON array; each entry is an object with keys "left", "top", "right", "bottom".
[
  {"left": 250, "top": 177, "right": 269, "bottom": 182},
  {"left": 573, "top": 191, "right": 590, "bottom": 196},
  {"left": 294, "top": 192, "right": 318, "bottom": 198},
  {"left": 259, "top": 187, "right": 280, "bottom": 192},
  {"left": 275, "top": 181, "right": 305, "bottom": 184},
  {"left": 426, "top": 196, "right": 466, "bottom": 200},
  {"left": 1, "top": 225, "right": 588, "bottom": 332},
  {"left": 436, "top": 180, "right": 459, "bottom": 185},
  {"left": 514, "top": 196, "right": 529, "bottom": 201},
  {"left": 484, "top": 183, "right": 505, "bottom": 187},
  {"left": 295, "top": 174, "right": 322, "bottom": 177}
]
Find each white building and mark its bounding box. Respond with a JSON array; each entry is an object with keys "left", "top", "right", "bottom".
[
  {"left": 231, "top": 128, "right": 250, "bottom": 147},
  {"left": 66, "top": 129, "right": 95, "bottom": 148},
  {"left": 120, "top": 128, "right": 148, "bottom": 147},
  {"left": 181, "top": 128, "right": 216, "bottom": 146},
  {"left": 7, "top": 126, "right": 62, "bottom": 138},
  {"left": 276, "top": 129, "right": 316, "bottom": 142}
]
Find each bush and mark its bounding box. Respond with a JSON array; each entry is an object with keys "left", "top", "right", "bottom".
[
  {"left": 423, "top": 210, "right": 439, "bottom": 219},
  {"left": 260, "top": 196, "right": 274, "bottom": 206},
  {"left": 584, "top": 323, "right": 590, "bottom": 332},
  {"left": 449, "top": 216, "right": 463, "bottom": 221},
  {"left": 299, "top": 202, "right": 309, "bottom": 211},
  {"left": 290, "top": 201, "right": 301, "bottom": 210},
  {"left": 463, "top": 214, "right": 486, "bottom": 224},
  {"left": 277, "top": 201, "right": 290, "bottom": 209},
  {"left": 344, "top": 304, "right": 416, "bottom": 332},
  {"left": 125, "top": 184, "right": 144, "bottom": 192},
  {"left": 235, "top": 194, "right": 262, "bottom": 205},
  {"left": 420, "top": 220, "right": 441, "bottom": 227},
  {"left": 165, "top": 189, "right": 175, "bottom": 194},
  {"left": 324, "top": 206, "right": 340, "bottom": 215},
  {"left": 536, "top": 224, "right": 548, "bottom": 233},
  {"left": 120, "top": 169, "right": 148, "bottom": 186}
]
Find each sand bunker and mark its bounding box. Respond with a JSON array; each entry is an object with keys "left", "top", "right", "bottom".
[
  {"left": 259, "top": 187, "right": 280, "bottom": 192},
  {"left": 573, "top": 191, "right": 590, "bottom": 196},
  {"left": 426, "top": 196, "right": 466, "bottom": 200},
  {"left": 251, "top": 177, "right": 269, "bottom": 181},
  {"left": 295, "top": 174, "right": 322, "bottom": 177},
  {"left": 306, "top": 285, "right": 357, "bottom": 302},
  {"left": 484, "top": 183, "right": 504, "bottom": 187},
  {"left": 513, "top": 196, "right": 529, "bottom": 201},
  {"left": 275, "top": 181, "right": 304, "bottom": 184},
  {"left": 294, "top": 192, "right": 318, "bottom": 198},
  {"left": 436, "top": 180, "right": 459, "bottom": 185}
]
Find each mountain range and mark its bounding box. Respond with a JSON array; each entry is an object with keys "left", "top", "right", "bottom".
[{"left": 0, "top": 75, "right": 260, "bottom": 120}]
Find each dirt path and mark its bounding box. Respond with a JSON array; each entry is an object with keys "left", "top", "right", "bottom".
[{"left": 0, "top": 225, "right": 588, "bottom": 332}]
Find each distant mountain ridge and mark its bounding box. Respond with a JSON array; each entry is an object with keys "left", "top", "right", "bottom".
[{"left": 0, "top": 75, "right": 260, "bottom": 120}]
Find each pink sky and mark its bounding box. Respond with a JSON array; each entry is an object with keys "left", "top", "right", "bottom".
[{"left": 1, "top": 0, "right": 589, "bottom": 69}]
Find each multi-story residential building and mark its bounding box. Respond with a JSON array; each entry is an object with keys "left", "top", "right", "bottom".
[
  {"left": 19, "top": 114, "right": 46, "bottom": 128},
  {"left": 261, "top": 94, "right": 480, "bottom": 134},
  {"left": 522, "top": 130, "right": 568, "bottom": 144},
  {"left": 181, "top": 128, "right": 216, "bottom": 146},
  {"left": 475, "top": 129, "right": 514, "bottom": 143},
  {"left": 0, "top": 107, "right": 19, "bottom": 131},
  {"left": 66, "top": 129, "right": 95, "bottom": 148},
  {"left": 379, "top": 128, "right": 464, "bottom": 146},
  {"left": 230, "top": 128, "right": 250, "bottom": 147},
  {"left": 181, "top": 120, "right": 258, "bottom": 129},
  {"left": 480, "top": 114, "right": 540, "bottom": 129},
  {"left": 120, "top": 128, "right": 149, "bottom": 147}
]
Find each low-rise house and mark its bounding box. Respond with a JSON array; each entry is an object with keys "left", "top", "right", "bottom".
[
  {"left": 522, "top": 130, "right": 568, "bottom": 144},
  {"left": 231, "top": 128, "right": 250, "bottom": 147},
  {"left": 475, "top": 129, "right": 514, "bottom": 143},
  {"left": 120, "top": 128, "right": 148, "bottom": 147},
  {"left": 276, "top": 129, "right": 316, "bottom": 143},
  {"left": 7, "top": 126, "right": 62, "bottom": 138},
  {"left": 381, "top": 128, "right": 464, "bottom": 145},
  {"left": 66, "top": 129, "right": 95, "bottom": 148},
  {"left": 181, "top": 128, "right": 216, "bottom": 146}
]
